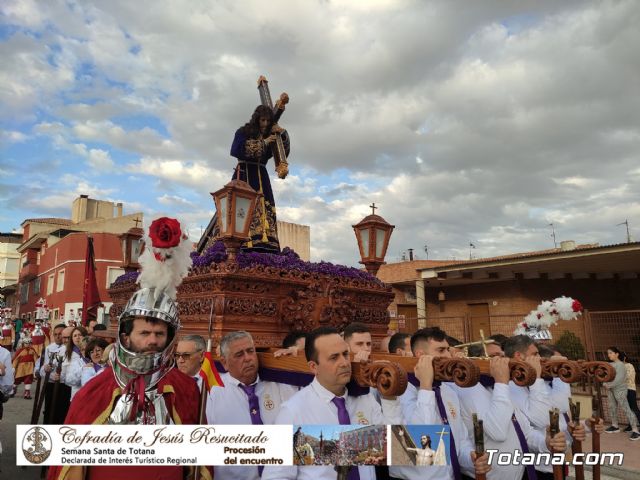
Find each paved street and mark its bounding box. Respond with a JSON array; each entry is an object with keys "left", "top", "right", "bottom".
[
  {"left": 1, "top": 384, "right": 41, "bottom": 479},
  {"left": 1, "top": 385, "right": 640, "bottom": 479}
]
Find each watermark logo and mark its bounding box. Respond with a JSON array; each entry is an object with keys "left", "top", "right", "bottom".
[{"left": 22, "top": 426, "right": 52, "bottom": 464}]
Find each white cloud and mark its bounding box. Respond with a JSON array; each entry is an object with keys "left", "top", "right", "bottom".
[
  {"left": 1, "top": 131, "right": 28, "bottom": 143},
  {"left": 87, "top": 149, "right": 115, "bottom": 171},
  {"left": 125, "top": 157, "right": 227, "bottom": 190},
  {"left": 157, "top": 194, "right": 196, "bottom": 208},
  {"left": 2, "top": 0, "right": 639, "bottom": 266}
]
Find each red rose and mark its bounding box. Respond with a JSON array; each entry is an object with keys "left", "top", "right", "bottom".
[
  {"left": 149, "top": 217, "right": 182, "bottom": 249},
  {"left": 572, "top": 299, "right": 583, "bottom": 312}
]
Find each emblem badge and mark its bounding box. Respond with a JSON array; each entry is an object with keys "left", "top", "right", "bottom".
[
  {"left": 356, "top": 411, "right": 369, "bottom": 425},
  {"left": 447, "top": 401, "right": 457, "bottom": 420},
  {"left": 22, "top": 426, "right": 52, "bottom": 464}
]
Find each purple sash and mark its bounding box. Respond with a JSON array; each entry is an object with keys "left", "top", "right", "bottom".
[
  {"left": 433, "top": 385, "right": 461, "bottom": 479},
  {"left": 511, "top": 414, "right": 538, "bottom": 480}
]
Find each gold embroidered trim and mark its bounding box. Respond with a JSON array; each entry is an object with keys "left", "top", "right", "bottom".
[{"left": 244, "top": 139, "right": 264, "bottom": 159}]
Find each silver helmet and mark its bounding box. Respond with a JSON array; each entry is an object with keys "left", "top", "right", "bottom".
[
  {"left": 111, "top": 287, "right": 180, "bottom": 391},
  {"left": 523, "top": 325, "right": 552, "bottom": 341},
  {"left": 109, "top": 216, "right": 192, "bottom": 424}
]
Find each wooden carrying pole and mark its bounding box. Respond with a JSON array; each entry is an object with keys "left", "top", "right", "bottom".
[
  {"left": 570, "top": 399, "right": 584, "bottom": 480},
  {"left": 549, "top": 408, "right": 564, "bottom": 480},
  {"left": 254, "top": 350, "right": 615, "bottom": 393},
  {"left": 193, "top": 299, "right": 215, "bottom": 480},
  {"left": 31, "top": 351, "right": 55, "bottom": 425},
  {"left": 590, "top": 418, "right": 601, "bottom": 480},
  {"left": 472, "top": 413, "right": 486, "bottom": 480}
]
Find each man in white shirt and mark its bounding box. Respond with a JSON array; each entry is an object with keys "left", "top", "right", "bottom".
[
  {"left": 390, "top": 327, "right": 490, "bottom": 480},
  {"left": 262, "top": 326, "right": 404, "bottom": 480},
  {"left": 343, "top": 322, "right": 373, "bottom": 362},
  {"left": 175, "top": 334, "right": 206, "bottom": 392},
  {"left": 0, "top": 344, "right": 14, "bottom": 398},
  {"left": 39, "top": 323, "right": 67, "bottom": 424},
  {"left": 206, "top": 331, "right": 297, "bottom": 480},
  {"left": 388, "top": 333, "right": 412, "bottom": 357},
  {"left": 504, "top": 335, "right": 585, "bottom": 480},
  {"left": 456, "top": 341, "right": 567, "bottom": 480}
]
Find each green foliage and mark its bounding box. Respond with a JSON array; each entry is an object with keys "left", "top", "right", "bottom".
[{"left": 555, "top": 330, "right": 586, "bottom": 360}]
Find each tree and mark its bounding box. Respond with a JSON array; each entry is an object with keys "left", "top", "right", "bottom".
[{"left": 556, "top": 330, "right": 586, "bottom": 360}]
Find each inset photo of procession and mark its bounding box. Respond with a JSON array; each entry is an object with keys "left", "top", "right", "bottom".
[
  {"left": 390, "top": 425, "right": 451, "bottom": 466},
  {"left": 292, "top": 425, "right": 387, "bottom": 467}
]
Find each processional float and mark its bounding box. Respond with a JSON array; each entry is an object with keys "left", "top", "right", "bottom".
[{"left": 104, "top": 77, "right": 614, "bottom": 480}]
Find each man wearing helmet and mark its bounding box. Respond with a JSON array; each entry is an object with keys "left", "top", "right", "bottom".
[{"left": 47, "top": 217, "right": 210, "bottom": 480}]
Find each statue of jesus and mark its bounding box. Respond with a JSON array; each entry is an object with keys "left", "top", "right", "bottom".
[
  {"left": 406, "top": 435, "right": 436, "bottom": 466},
  {"left": 198, "top": 78, "right": 291, "bottom": 255},
  {"left": 227, "top": 104, "right": 290, "bottom": 253}
]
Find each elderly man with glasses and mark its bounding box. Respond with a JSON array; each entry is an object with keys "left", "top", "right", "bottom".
[
  {"left": 175, "top": 335, "right": 206, "bottom": 391},
  {"left": 206, "top": 330, "right": 298, "bottom": 480}
]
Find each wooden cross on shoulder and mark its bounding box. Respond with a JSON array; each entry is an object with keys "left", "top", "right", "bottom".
[{"left": 456, "top": 330, "right": 496, "bottom": 357}]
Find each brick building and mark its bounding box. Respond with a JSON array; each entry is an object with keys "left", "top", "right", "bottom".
[
  {"left": 16, "top": 195, "right": 143, "bottom": 323},
  {"left": 378, "top": 241, "right": 640, "bottom": 361}
]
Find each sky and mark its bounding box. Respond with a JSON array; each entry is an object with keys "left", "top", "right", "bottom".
[{"left": 1, "top": 0, "right": 639, "bottom": 267}]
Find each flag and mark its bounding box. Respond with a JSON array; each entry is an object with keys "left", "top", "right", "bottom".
[
  {"left": 81, "top": 235, "right": 102, "bottom": 326},
  {"left": 199, "top": 350, "right": 224, "bottom": 390},
  {"left": 434, "top": 435, "right": 448, "bottom": 466}
]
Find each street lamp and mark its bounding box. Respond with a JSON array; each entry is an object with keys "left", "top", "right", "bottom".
[
  {"left": 352, "top": 203, "right": 395, "bottom": 276},
  {"left": 211, "top": 176, "right": 260, "bottom": 261}
]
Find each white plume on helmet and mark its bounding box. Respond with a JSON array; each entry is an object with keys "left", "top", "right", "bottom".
[
  {"left": 514, "top": 296, "right": 583, "bottom": 340},
  {"left": 110, "top": 216, "right": 194, "bottom": 425},
  {"left": 137, "top": 216, "right": 193, "bottom": 301}
]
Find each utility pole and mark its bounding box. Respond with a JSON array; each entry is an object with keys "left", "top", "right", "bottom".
[
  {"left": 548, "top": 223, "right": 557, "bottom": 248},
  {"left": 616, "top": 220, "right": 631, "bottom": 243}
]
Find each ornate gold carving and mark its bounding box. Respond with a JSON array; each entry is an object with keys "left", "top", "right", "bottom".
[
  {"left": 108, "top": 263, "right": 394, "bottom": 347},
  {"left": 244, "top": 139, "right": 264, "bottom": 159},
  {"left": 225, "top": 298, "right": 277, "bottom": 317}
]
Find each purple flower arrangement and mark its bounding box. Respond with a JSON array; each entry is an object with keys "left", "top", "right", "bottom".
[
  {"left": 111, "top": 270, "right": 140, "bottom": 287},
  {"left": 195, "top": 242, "right": 381, "bottom": 283},
  {"left": 112, "top": 242, "right": 381, "bottom": 286},
  {"left": 190, "top": 241, "right": 228, "bottom": 267}
]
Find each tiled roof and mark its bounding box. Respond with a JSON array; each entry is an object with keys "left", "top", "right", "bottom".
[
  {"left": 378, "top": 242, "right": 640, "bottom": 283},
  {"left": 377, "top": 260, "right": 459, "bottom": 284},
  {"left": 23, "top": 218, "right": 74, "bottom": 226},
  {"left": 417, "top": 242, "right": 640, "bottom": 271}
]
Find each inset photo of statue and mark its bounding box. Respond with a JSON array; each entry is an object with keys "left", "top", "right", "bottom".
[{"left": 390, "top": 424, "right": 450, "bottom": 466}]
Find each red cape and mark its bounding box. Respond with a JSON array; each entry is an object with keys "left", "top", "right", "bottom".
[{"left": 47, "top": 367, "right": 211, "bottom": 480}]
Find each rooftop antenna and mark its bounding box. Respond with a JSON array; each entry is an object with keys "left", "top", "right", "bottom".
[
  {"left": 616, "top": 219, "right": 631, "bottom": 243},
  {"left": 548, "top": 223, "right": 557, "bottom": 248},
  {"left": 469, "top": 242, "right": 476, "bottom": 260},
  {"left": 424, "top": 243, "right": 429, "bottom": 260}
]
